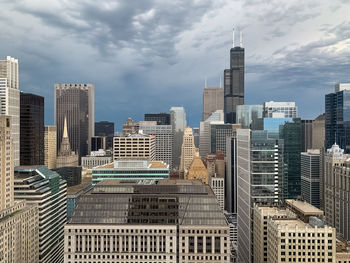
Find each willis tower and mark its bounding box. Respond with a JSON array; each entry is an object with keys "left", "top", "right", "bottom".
[{"left": 224, "top": 28, "right": 245, "bottom": 123}]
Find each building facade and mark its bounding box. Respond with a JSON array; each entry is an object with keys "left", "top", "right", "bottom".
[
  {"left": 91, "top": 136, "right": 106, "bottom": 151},
  {"left": 187, "top": 151, "right": 209, "bottom": 184},
  {"left": 92, "top": 160, "right": 169, "bottom": 185},
  {"left": 170, "top": 107, "right": 187, "bottom": 169},
  {"left": 54, "top": 83, "right": 94, "bottom": 159},
  {"left": 81, "top": 150, "right": 112, "bottom": 169},
  {"left": 144, "top": 113, "right": 170, "bottom": 125},
  {"left": 138, "top": 123, "right": 173, "bottom": 169},
  {"left": 45, "top": 126, "right": 57, "bottom": 169},
  {"left": 224, "top": 40, "right": 244, "bottom": 124},
  {"left": 210, "top": 123, "right": 241, "bottom": 156},
  {"left": 20, "top": 92, "right": 44, "bottom": 165},
  {"left": 14, "top": 166, "right": 67, "bottom": 263},
  {"left": 57, "top": 117, "right": 79, "bottom": 168},
  {"left": 179, "top": 127, "right": 196, "bottom": 177},
  {"left": 95, "top": 121, "right": 114, "bottom": 150},
  {"left": 312, "top": 113, "right": 325, "bottom": 149},
  {"left": 0, "top": 116, "right": 40, "bottom": 263},
  {"left": 301, "top": 149, "right": 321, "bottom": 208},
  {"left": 301, "top": 119, "right": 313, "bottom": 152},
  {"left": 113, "top": 133, "right": 156, "bottom": 161},
  {"left": 202, "top": 87, "right": 224, "bottom": 121},
  {"left": 236, "top": 104, "right": 263, "bottom": 129},
  {"left": 64, "top": 180, "right": 230, "bottom": 263},
  {"left": 0, "top": 56, "right": 20, "bottom": 166},
  {"left": 263, "top": 101, "right": 298, "bottom": 118}
]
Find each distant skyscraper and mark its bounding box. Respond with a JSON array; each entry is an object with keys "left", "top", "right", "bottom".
[
  {"left": 139, "top": 122, "right": 173, "bottom": 169},
  {"left": 224, "top": 31, "right": 244, "bottom": 124},
  {"left": 179, "top": 127, "right": 196, "bottom": 177},
  {"left": 144, "top": 113, "right": 170, "bottom": 125},
  {"left": 91, "top": 136, "right": 106, "bottom": 151},
  {"left": 237, "top": 129, "right": 283, "bottom": 263},
  {"left": 202, "top": 87, "right": 224, "bottom": 121},
  {"left": 193, "top": 127, "right": 199, "bottom": 148},
  {"left": 122, "top": 118, "right": 137, "bottom": 135},
  {"left": 20, "top": 92, "right": 44, "bottom": 165},
  {"left": 44, "top": 126, "right": 57, "bottom": 169},
  {"left": 56, "top": 117, "right": 79, "bottom": 168},
  {"left": 301, "top": 119, "right": 313, "bottom": 152},
  {"left": 210, "top": 123, "right": 241, "bottom": 155},
  {"left": 95, "top": 121, "right": 114, "bottom": 149},
  {"left": 0, "top": 56, "right": 20, "bottom": 166},
  {"left": 236, "top": 105, "right": 263, "bottom": 129},
  {"left": 301, "top": 149, "right": 321, "bottom": 208},
  {"left": 325, "top": 83, "right": 350, "bottom": 152},
  {"left": 263, "top": 101, "right": 298, "bottom": 118},
  {"left": 312, "top": 113, "right": 325, "bottom": 149},
  {"left": 170, "top": 107, "right": 187, "bottom": 169},
  {"left": 14, "top": 166, "right": 67, "bottom": 263},
  {"left": 0, "top": 116, "right": 40, "bottom": 263},
  {"left": 54, "top": 83, "right": 94, "bottom": 159}
]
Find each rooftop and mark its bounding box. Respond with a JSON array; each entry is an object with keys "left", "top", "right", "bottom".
[
  {"left": 67, "top": 177, "right": 92, "bottom": 195},
  {"left": 94, "top": 160, "right": 169, "bottom": 169},
  {"left": 286, "top": 199, "right": 323, "bottom": 216},
  {"left": 273, "top": 219, "right": 306, "bottom": 228}
]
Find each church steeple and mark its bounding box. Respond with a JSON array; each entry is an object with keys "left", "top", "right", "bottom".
[{"left": 59, "top": 116, "right": 73, "bottom": 156}]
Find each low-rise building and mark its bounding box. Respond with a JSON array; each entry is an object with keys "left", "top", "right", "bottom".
[{"left": 81, "top": 149, "right": 112, "bottom": 169}]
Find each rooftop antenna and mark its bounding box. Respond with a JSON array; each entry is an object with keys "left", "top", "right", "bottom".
[
  {"left": 232, "top": 26, "right": 235, "bottom": 47},
  {"left": 240, "top": 31, "right": 243, "bottom": 48},
  {"left": 205, "top": 77, "right": 207, "bottom": 89},
  {"left": 219, "top": 75, "right": 222, "bottom": 88}
]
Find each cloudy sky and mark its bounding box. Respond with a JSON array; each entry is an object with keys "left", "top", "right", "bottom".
[{"left": 1, "top": 0, "right": 350, "bottom": 130}]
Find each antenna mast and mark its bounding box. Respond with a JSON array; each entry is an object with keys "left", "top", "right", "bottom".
[
  {"left": 232, "top": 26, "right": 235, "bottom": 47},
  {"left": 240, "top": 31, "right": 243, "bottom": 47}
]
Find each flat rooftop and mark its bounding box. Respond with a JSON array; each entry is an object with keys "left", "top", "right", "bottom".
[
  {"left": 286, "top": 200, "right": 324, "bottom": 216},
  {"left": 94, "top": 160, "right": 168, "bottom": 169},
  {"left": 67, "top": 177, "right": 92, "bottom": 195},
  {"left": 273, "top": 219, "right": 306, "bottom": 228}
]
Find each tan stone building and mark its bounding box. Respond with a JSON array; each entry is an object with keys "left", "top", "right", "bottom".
[
  {"left": 44, "top": 125, "right": 57, "bottom": 169},
  {"left": 57, "top": 117, "right": 79, "bottom": 168},
  {"left": 179, "top": 127, "right": 196, "bottom": 177},
  {"left": 187, "top": 150, "right": 208, "bottom": 184},
  {"left": 122, "top": 117, "right": 137, "bottom": 135},
  {"left": 202, "top": 87, "right": 224, "bottom": 121},
  {"left": 0, "top": 115, "right": 39, "bottom": 263}
]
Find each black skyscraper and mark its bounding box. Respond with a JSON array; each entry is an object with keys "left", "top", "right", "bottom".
[
  {"left": 144, "top": 113, "right": 171, "bottom": 125},
  {"left": 224, "top": 31, "right": 244, "bottom": 124},
  {"left": 20, "top": 92, "right": 44, "bottom": 165},
  {"left": 95, "top": 121, "right": 115, "bottom": 149}
]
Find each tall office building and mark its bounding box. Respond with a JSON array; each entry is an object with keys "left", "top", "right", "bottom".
[
  {"left": 64, "top": 180, "right": 230, "bottom": 263},
  {"left": 0, "top": 56, "right": 20, "bottom": 166},
  {"left": 14, "top": 166, "right": 67, "bottom": 263},
  {"left": 263, "top": 101, "right": 298, "bottom": 118},
  {"left": 210, "top": 123, "right": 241, "bottom": 155},
  {"left": 113, "top": 133, "right": 156, "bottom": 161},
  {"left": 301, "top": 149, "right": 321, "bottom": 208},
  {"left": 20, "top": 92, "right": 44, "bottom": 165},
  {"left": 45, "top": 126, "right": 57, "bottom": 169},
  {"left": 224, "top": 30, "right": 244, "bottom": 124},
  {"left": 236, "top": 104, "right": 263, "bottom": 129},
  {"left": 236, "top": 129, "right": 283, "bottom": 263},
  {"left": 95, "top": 121, "right": 114, "bottom": 149},
  {"left": 324, "top": 143, "right": 350, "bottom": 240},
  {"left": 193, "top": 127, "right": 200, "bottom": 148},
  {"left": 325, "top": 83, "right": 350, "bottom": 152},
  {"left": 54, "top": 83, "right": 94, "bottom": 159},
  {"left": 144, "top": 113, "right": 170, "bottom": 125},
  {"left": 301, "top": 119, "right": 313, "bottom": 152},
  {"left": 226, "top": 136, "right": 237, "bottom": 213},
  {"left": 56, "top": 117, "right": 79, "bottom": 168},
  {"left": 139, "top": 122, "right": 173, "bottom": 168},
  {"left": 312, "top": 113, "right": 325, "bottom": 149},
  {"left": 0, "top": 116, "right": 40, "bottom": 263},
  {"left": 170, "top": 107, "right": 186, "bottom": 169},
  {"left": 179, "top": 127, "right": 196, "bottom": 177},
  {"left": 202, "top": 87, "right": 224, "bottom": 121},
  {"left": 91, "top": 136, "right": 106, "bottom": 151}
]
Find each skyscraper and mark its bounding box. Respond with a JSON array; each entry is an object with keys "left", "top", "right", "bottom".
[
  {"left": 45, "top": 126, "right": 57, "bottom": 169},
  {"left": 325, "top": 83, "right": 350, "bottom": 152},
  {"left": 14, "top": 166, "right": 67, "bottom": 263},
  {"left": 95, "top": 121, "right": 115, "bottom": 150},
  {"left": 0, "top": 116, "right": 40, "bottom": 263},
  {"left": 312, "top": 113, "right": 325, "bottom": 149},
  {"left": 263, "top": 101, "right": 298, "bottom": 118},
  {"left": 0, "top": 56, "right": 20, "bottom": 166},
  {"left": 224, "top": 30, "right": 244, "bottom": 124},
  {"left": 179, "top": 126, "right": 196, "bottom": 177},
  {"left": 187, "top": 150, "right": 209, "bottom": 184},
  {"left": 301, "top": 119, "right": 313, "bottom": 152},
  {"left": 54, "top": 83, "right": 94, "bottom": 159},
  {"left": 202, "top": 87, "right": 224, "bottom": 121},
  {"left": 236, "top": 129, "right": 284, "bottom": 263},
  {"left": 236, "top": 104, "right": 263, "bottom": 129},
  {"left": 170, "top": 107, "right": 186, "bottom": 169},
  {"left": 210, "top": 123, "right": 241, "bottom": 155},
  {"left": 20, "top": 92, "right": 44, "bottom": 165}
]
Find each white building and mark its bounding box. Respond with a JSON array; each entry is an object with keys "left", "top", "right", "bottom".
[
  {"left": 263, "top": 101, "right": 297, "bottom": 118},
  {"left": 0, "top": 56, "right": 20, "bottom": 166},
  {"left": 81, "top": 150, "right": 113, "bottom": 169}
]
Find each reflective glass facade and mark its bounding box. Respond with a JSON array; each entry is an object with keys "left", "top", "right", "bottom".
[
  {"left": 170, "top": 107, "right": 186, "bottom": 169},
  {"left": 325, "top": 89, "right": 350, "bottom": 153},
  {"left": 236, "top": 105, "right": 263, "bottom": 129}
]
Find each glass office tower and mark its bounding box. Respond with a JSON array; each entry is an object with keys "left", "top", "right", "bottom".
[
  {"left": 236, "top": 105, "right": 263, "bottom": 129},
  {"left": 170, "top": 107, "right": 186, "bottom": 170}
]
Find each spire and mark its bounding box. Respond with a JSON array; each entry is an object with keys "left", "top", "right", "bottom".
[
  {"left": 240, "top": 31, "right": 243, "bottom": 47},
  {"left": 232, "top": 26, "right": 235, "bottom": 47},
  {"left": 205, "top": 77, "right": 207, "bottom": 89},
  {"left": 63, "top": 116, "right": 68, "bottom": 138},
  {"left": 219, "top": 75, "right": 222, "bottom": 88}
]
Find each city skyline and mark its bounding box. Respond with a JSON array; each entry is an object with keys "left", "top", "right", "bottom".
[{"left": 1, "top": 1, "right": 350, "bottom": 129}]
